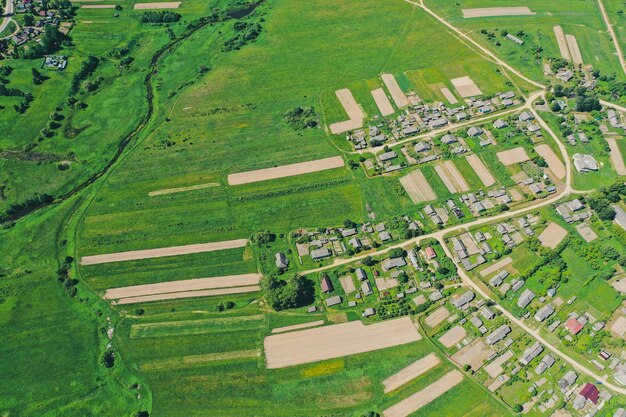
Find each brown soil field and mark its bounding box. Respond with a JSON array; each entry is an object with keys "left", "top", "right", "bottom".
[
  {"left": 371, "top": 88, "right": 395, "bottom": 116},
  {"left": 438, "top": 325, "right": 467, "bottom": 348},
  {"left": 148, "top": 182, "right": 219, "bottom": 196},
  {"left": 606, "top": 138, "right": 626, "bottom": 175},
  {"left": 381, "top": 74, "right": 409, "bottom": 108},
  {"left": 227, "top": 156, "right": 344, "bottom": 185},
  {"left": 451, "top": 341, "right": 493, "bottom": 371},
  {"left": 440, "top": 87, "right": 458, "bottom": 104},
  {"left": 382, "top": 370, "right": 464, "bottom": 417},
  {"left": 134, "top": 1, "right": 181, "bottom": 9},
  {"left": 462, "top": 7, "right": 534, "bottom": 18},
  {"left": 383, "top": 353, "right": 441, "bottom": 393},
  {"left": 271, "top": 320, "right": 325, "bottom": 334},
  {"left": 535, "top": 144, "right": 566, "bottom": 180},
  {"left": 538, "top": 222, "right": 567, "bottom": 249},
  {"left": 81, "top": 238, "right": 248, "bottom": 265},
  {"left": 400, "top": 169, "right": 437, "bottom": 203},
  {"left": 330, "top": 88, "right": 364, "bottom": 134},
  {"left": 340, "top": 276, "right": 356, "bottom": 294},
  {"left": 264, "top": 317, "right": 421, "bottom": 369},
  {"left": 566, "top": 34, "right": 583, "bottom": 65},
  {"left": 81, "top": 4, "right": 115, "bottom": 8},
  {"left": 479, "top": 256, "right": 512, "bottom": 277},
  {"left": 466, "top": 154, "right": 496, "bottom": 186},
  {"left": 116, "top": 285, "right": 261, "bottom": 305},
  {"left": 451, "top": 76, "right": 482, "bottom": 97},
  {"left": 425, "top": 306, "right": 450, "bottom": 328},
  {"left": 484, "top": 350, "right": 513, "bottom": 378},
  {"left": 554, "top": 26, "right": 571, "bottom": 61},
  {"left": 496, "top": 147, "right": 530, "bottom": 165}
]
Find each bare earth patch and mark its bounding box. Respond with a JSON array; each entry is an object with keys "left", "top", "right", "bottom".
[
  {"left": 264, "top": 317, "right": 421, "bottom": 369},
  {"left": 105, "top": 273, "right": 260, "bottom": 299},
  {"left": 340, "top": 276, "right": 356, "bottom": 294},
  {"left": 383, "top": 353, "right": 441, "bottom": 393},
  {"left": 451, "top": 76, "right": 482, "bottom": 97},
  {"left": 535, "top": 144, "right": 566, "bottom": 180},
  {"left": 381, "top": 74, "right": 409, "bottom": 108},
  {"left": 612, "top": 279, "right": 626, "bottom": 294},
  {"left": 383, "top": 370, "right": 464, "bottom": 417},
  {"left": 606, "top": 138, "right": 626, "bottom": 175},
  {"left": 451, "top": 341, "right": 494, "bottom": 371},
  {"left": 479, "top": 257, "right": 512, "bottom": 277},
  {"left": 462, "top": 7, "right": 534, "bottom": 18},
  {"left": 371, "top": 88, "right": 394, "bottom": 116},
  {"left": 227, "top": 156, "right": 344, "bottom": 185},
  {"left": 611, "top": 316, "right": 626, "bottom": 338},
  {"left": 81, "top": 4, "right": 116, "bottom": 8},
  {"left": 184, "top": 349, "right": 261, "bottom": 364},
  {"left": 148, "top": 182, "right": 219, "bottom": 196},
  {"left": 554, "top": 26, "right": 571, "bottom": 61},
  {"left": 483, "top": 350, "right": 513, "bottom": 378},
  {"left": 538, "top": 222, "right": 567, "bottom": 249},
  {"left": 576, "top": 223, "right": 598, "bottom": 242},
  {"left": 425, "top": 306, "right": 451, "bottom": 328},
  {"left": 400, "top": 169, "right": 437, "bottom": 203},
  {"left": 566, "top": 34, "right": 583, "bottom": 65},
  {"left": 438, "top": 325, "right": 467, "bottom": 348},
  {"left": 134, "top": 1, "right": 181, "bottom": 9},
  {"left": 81, "top": 238, "right": 248, "bottom": 265},
  {"left": 440, "top": 87, "right": 458, "bottom": 104},
  {"left": 272, "top": 320, "right": 325, "bottom": 334},
  {"left": 330, "top": 89, "right": 364, "bottom": 134},
  {"left": 116, "top": 285, "right": 261, "bottom": 305},
  {"left": 466, "top": 154, "right": 495, "bottom": 186},
  {"left": 497, "top": 147, "right": 530, "bottom": 165}
]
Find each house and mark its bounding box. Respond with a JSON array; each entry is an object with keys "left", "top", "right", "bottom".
[
  {"left": 356, "top": 268, "right": 367, "bottom": 281},
  {"left": 556, "top": 69, "right": 574, "bottom": 82},
  {"left": 429, "top": 118, "right": 448, "bottom": 129},
  {"left": 321, "top": 276, "right": 334, "bottom": 293},
  {"left": 467, "top": 126, "right": 483, "bottom": 137},
  {"left": 408, "top": 250, "right": 419, "bottom": 268},
  {"left": 348, "top": 237, "right": 362, "bottom": 248},
  {"left": 577, "top": 132, "right": 589, "bottom": 143},
  {"left": 429, "top": 290, "right": 443, "bottom": 301},
  {"left": 614, "top": 408, "right": 626, "bottom": 417},
  {"left": 361, "top": 280, "right": 373, "bottom": 296},
  {"left": 311, "top": 248, "right": 332, "bottom": 260},
  {"left": 517, "top": 289, "right": 535, "bottom": 308},
  {"left": 574, "top": 383, "right": 599, "bottom": 409},
  {"left": 441, "top": 134, "right": 457, "bottom": 144},
  {"left": 425, "top": 247, "right": 437, "bottom": 259},
  {"left": 527, "top": 123, "right": 541, "bottom": 134},
  {"left": 614, "top": 205, "right": 626, "bottom": 230},
  {"left": 493, "top": 119, "right": 508, "bottom": 129},
  {"left": 534, "top": 304, "right": 554, "bottom": 322},
  {"left": 565, "top": 317, "right": 585, "bottom": 335},
  {"left": 341, "top": 228, "right": 357, "bottom": 238},
  {"left": 363, "top": 307, "right": 375, "bottom": 317},
  {"left": 535, "top": 354, "right": 555, "bottom": 375},
  {"left": 414, "top": 141, "right": 431, "bottom": 152},
  {"left": 325, "top": 295, "right": 342, "bottom": 307},
  {"left": 480, "top": 306, "right": 495, "bottom": 320},
  {"left": 519, "top": 111, "right": 535, "bottom": 122},
  {"left": 379, "top": 151, "right": 397, "bottom": 162},
  {"left": 519, "top": 342, "right": 543, "bottom": 365},
  {"left": 379, "top": 231, "right": 392, "bottom": 242},
  {"left": 275, "top": 252, "right": 289, "bottom": 269},
  {"left": 452, "top": 290, "right": 475, "bottom": 309},
  {"left": 557, "top": 370, "right": 577, "bottom": 388},
  {"left": 486, "top": 325, "right": 511, "bottom": 345},
  {"left": 573, "top": 154, "right": 598, "bottom": 173},
  {"left": 382, "top": 257, "right": 406, "bottom": 271},
  {"left": 506, "top": 33, "right": 524, "bottom": 45}
]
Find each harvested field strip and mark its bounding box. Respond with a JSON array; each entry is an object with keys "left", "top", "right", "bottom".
[
  {"left": 440, "top": 88, "right": 458, "bottom": 104},
  {"left": 566, "top": 34, "right": 583, "bottom": 65},
  {"left": 271, "top": 320, "right": 325, "bottom": 334},
  {"left": 424, "top": 306, "right": 450, "bottom": 328},
  {"left": 330, "top": 88, "right": 364, "bottom": 134},
  {"left": 227, "top": 156, "right": 344, "bottom": 185},
  {"left": 264, "top": 317, "right": 421, "bottom": 369},
  {"left": 479, "top": 256, "right": 512, "bottom": 277},
  {"left": 383, "top": 353, "right": 441, "bottom": 393},
  {"left": 400, "top": 169, "right": 437, "bottom": 204},
  {"left": 434, "top": 161, "right": 469, "bottom": 194},
  {"left": 382, "top": 370, "right": 464, "bottom": 417},
  {"left": 465, "top": 154, "right": 495, "bottom": 186},
  {"left": 451, "top": 341, "right": 493, "bottom": 370},
  {"left": 554, "top": 26, "right": 571, "bottom": 61},
  {"left": 451, "top": 76, "right": 482, "bottom": 98},
  {"left": 129, "top": 315, "right": 264, "bottom": 338},
  {"left": 116, "top": 285, "right": 261, "bottom": 305},
  {"left": 134, "top": 1, "right": 181, "bottom": 9},
  {"left": 81, "top": 238, "right": 248, "bottom": 265},
  {"left": 148, "top": 182, "right": 219, "bottom": 196},
  {"left": 381, "top": 74, "right": 409, "bottom": 108},
  {"left": 535, "top": 144, "right": 566, "bottom": 180},
  {"left": 140, "top": 349, "right": 260, "bottom": 371},
  {"left": 538, "top": 222, "right": 567, "bottom": 249},
  {"left": 606, "top": 138, "right": 626, "bottom": 175},
  {"left": 438, "top": 325, "right": 467, "bottom": 348},
  {"left": 496, "top": 147, "right": 529, "bottom": 165},
  {"left": 105, "top": 273, "right": 261, "bottom": 299},
  {"left": 462, "top": 7, "right": 534, "bottom": 18},
  {"left": 371, "top": 88, "right": 394, "bottom": 116},
  {"left": 81, "top": 4, "right": 116, "bottom": 8}
]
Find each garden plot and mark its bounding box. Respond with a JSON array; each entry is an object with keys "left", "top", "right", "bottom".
[
  {"left": 371, "top": 88, "right": 394, "bottom": 116},
  {"left": 381, "top": 74, "right": 409, "bottom": 108},
  {"left": 535, "top": 144, "right": 566, "bottom": 180},
  {"left": 340, "top": 276, "right": 356, "bottom": 294},
  {"left": 606, "top": 138, "right": 626, "bottom": 175},
  {"left": 566, "top": 34, "right": 583, "bottom": 65},
  {"left": 576, "top": 223, "right": 598, "bottom": 243},
  {"left": 496, "top": 147, "right": 530, "bottom": 165},
  {"left": 610, "top": 316, "right": 626, "bottom": 338},
  {"left": 434, "top": 161, "right": 469, "bottom": 193},
  {"left": 483, "top": 350, "right": 513, "bottom": 378},
  {"left": 383, "top": 353, "right": 441, "bottom": 393},
  {"left": 272, "top": 320, "right": 325, "bottom": 334},
  {"left": 459, "top": 233, "right": 480, "bottom": 255},
  {"left": 382, "top": 370, "right": 464, "bottom": 417},
  {"left": 81, "top": 238, "right": 248, "bottom": 265},
  {"left": 440, "top": 88, "right": 458, "bottom": 104},
  {"left": 425, "top": 306, "right": 451, "bottom": 328},
  {"left": 479, "top": 257, "right": 512, "bottom": 277},
  {"left": 141, "top": 349, "right": 260, "bottom": 371},
  {"left": 451, "top": 341, "right": 494, "bottom": 370},
  {"left": 400, "top": 169, "right": 437, "bottom": 203},
  {"left": 329, "top": 88, "right": 365, "bottom": 134},
  {"left": 148, "top": 182, "right": 219, "bottom": 196},
  {"left": 81, "top": 4, "right": 116, "bottom": 8},
  {"left": 104, "top": 273, "right": 261, "bottom": 299},
  {"left": 116, "top": 285, "right": 261, "bottom": 305},
  {"left": 612, "top": 279, "right": 626, "bottom": 294},
  {"left": 466, "top": 154, "right": 495, "bottom": 186},
  {"left": 451, "top": 76, "right": 482, "bottom": 97},
  {"left": 227, "top": 156, "right": 344, "bottom": 185},
  {"left": 554, "top": 26, "right": 571, "bottom": 61},
  {"left": 134, "top": 1, "right": 181, "bottom": 9},
  {"left": 462, "top": 7, "right": 534, "bottom": 18},
  {"left": 538, "top": 222, "right": 567, "bottom": 249},
  {"left": 264, "top": 317, "right": 421, "bottom": 369},
  {"left": 438, "top": 325, "right": 466, "bottom": 348}
]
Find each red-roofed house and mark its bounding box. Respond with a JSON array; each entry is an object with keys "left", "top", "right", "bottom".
[
  {"left": 321, "top": 276, "right": 333, "bottom": 293},
  {"left": 425, "top": 247, "right": 436, "bottom": 259},
  {"left": 565, "top": 317, "right": 584, "bottom": 335},
  {"left": 579, "top": 383, "right": 599, "bottom": 404}
]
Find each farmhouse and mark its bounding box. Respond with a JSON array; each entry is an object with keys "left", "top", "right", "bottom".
[
  {"left": 325, "top": 295, "right": 342, "bottom": 307},
  {"left": 452, "top": 291, "right": 475, "bottom": 309},
  {"left": 558, "top": 370, "right": 577, "bottom": 388},
  {"left": 441, "top": 134, "right": 458, "bottom": 144},
  {"left": 519, "top": 111, "right": 534, "bottom": 122},
  {"left": 486, "top": 325, "right": 511, "bottom": 345},
  {"left": 414, "top": 142, "right": 431, "bottom": 152},
  {"left": 481, "top": 306, "right": 495, "bottom": 320},
  {"left": 565, "top": 317, "right": 585, "bottom": 335},
  {"left": 519, "top": 342, "right": 543, "bottom": 365},
  {"left": 556, "top": 69, "right": 574, "bottom": 82},
  {"left": 573, "top": 154, "right": 598, "bottom": 173},
  {"left": 361, "top": 280, "right": 373, "bottom": 296},
  {"left": 467, "top": 126, "right": 483, "bottom": 137},
  {"left": 517, "top": 289, "right": 535, "bottom": 308},
  {"left": 311, "top": 248, "right": 332, "bottom": 260},
  {"left": 535, "top": 354, "right": 555, "bottom": 375},
  {"left": 275, "top": 253, "right": 289, "bottom": 268},
  {"left": 321, "top": 277, "right": 334, "bottom": 293},
  {"left": 573, "top": 383, "right": 599, "bottom": 409},
  {"left": 379, "top": 151, "right": 397, "bottom": 162},
  {"left": 356, "top": 268, "right": 367, "bottom": 281},
  {"left": 534, "top": 304, "right": 554, "bottom": 322},
  {"left": 493, "top": 119, "right": 508, "bottom": 129},
  {"left": 425, "top": 246, "right": 437, "bottom": 259},
  {"left": 382, "top": 257, "right": 406, "bottom": 271}
]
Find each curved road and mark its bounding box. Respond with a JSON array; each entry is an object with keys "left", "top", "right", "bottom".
[{"left": 0, "top": 0, "right": 14, "bottom": 34}]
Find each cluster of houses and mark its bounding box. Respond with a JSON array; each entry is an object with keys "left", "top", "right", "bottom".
[
  {"left": 43, "top": 55, "right": 68, "bottom": 70},
  {"left": 573, "top": 153, "right": 599, "bottom": 173},
  {"left": 555, "top": 199, "right": 590, "bottom": 224}
]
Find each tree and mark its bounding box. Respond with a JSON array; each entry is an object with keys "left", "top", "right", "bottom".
[
  {"left": 363, "top": 256, "right": 375, "bottom": 266},
  {"left": 24, "top": 14, "right": 35, "bottom": 27},
  {"left": 343, "top": 219, "right": 356, "bottom": 229},
  {"left": 513, "top": 404, "right": 523, "bottom": 413},
  {"left": 576, "top": 95, "right": 601, "bottom": 112},
  {"left": 388, "top": 248, "right": 406, "bottom": 258},
  {"left": 263, "top": 274, "right": 314, "bottom": 311},
  {"left": 31, "top": 68, "right": 46, "bottom": 85},
  {"left": 250, "top": 230, "right": 273, "bottom": 245}
]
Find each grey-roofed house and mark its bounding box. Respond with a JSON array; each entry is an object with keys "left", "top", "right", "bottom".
[
  {"left": 414, "top": 142, "right": 431, "bottom": 152},
  {"left": 452, "top": 290, "right": 475, "bottom": 309},
  {"left": 341, "top": 228, "right": 357, "bottom": 237},
  {"left": 486, "top": 325, "right": 511, "bottom": 345},
  {"left": 534, "top": 304, "right": 554, "bottom": 322},
  {"left": 429, "top": 118, "right": 448, "bottom": 129},
  {"left": 519, "top": 111, "right": 534, "bottom": 122},
  {"left": 441, "top": 134, "right": 457, "bottom": 145},
  {"left": 379, "top": 151, "right": 397, "bottom": 162},
  {"left": 382, "top": 257, "right": 406, "bottom": 271},
  {"left": 361, "top": 280, "right": 373, "bottom": 296},
  {"left": 517, "top": 289, "right": 535, "bottom": 308},
  {"left": 557, "top": 370, "right": 577, "bottom": 388},
  {"left": 348, "top": 237, "right": 362, "bottom": 248},
  {"left": 356, "top": 268, "right": 367, "bottom": 281},
  {"left": 379, "top": 231, "right": 392, "bottom": 242},
  {"left": 325, "top": 295, "right": 342, "bottom": 307},
  {"left": 481, "top": 306, "right": 495, "bottom": 320},
  {"left": 614, "top": 204, "right": 626, "bottom": 231},
  {"left": 573, "top": 154, "right": 599, "bottom": 173},
  {"left": 311, "top": 247, "right": 332, "bottom": 260},
  {"left": 275, "top": 252, "right": 289, "bottom": 269},
  {"left": 493, "top": 119, "right": 508, "bottom": 129},
  {"left": 467, "top": 126, "right": 483, "bottom": 137},
  {"left": 429, "top": 290, "right": 443, "bottom": 301},
  {"left": 535, "top": 354, "right": 555, "bottom": 375},
  {"left": 519, "top": 342, "right": 543, "bottom": 365}
]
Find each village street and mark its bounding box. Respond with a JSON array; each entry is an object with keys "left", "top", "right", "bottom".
[{"left": 0, "top": 0, "right": 15, "bottom": 34}]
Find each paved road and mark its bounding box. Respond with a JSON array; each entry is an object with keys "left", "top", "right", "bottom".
[
  {"left": 598, "top": 0, "right": 626, "bottom": 77},
  {"left": 0, "top": 0, "right": 14, "bottom": 34}
]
